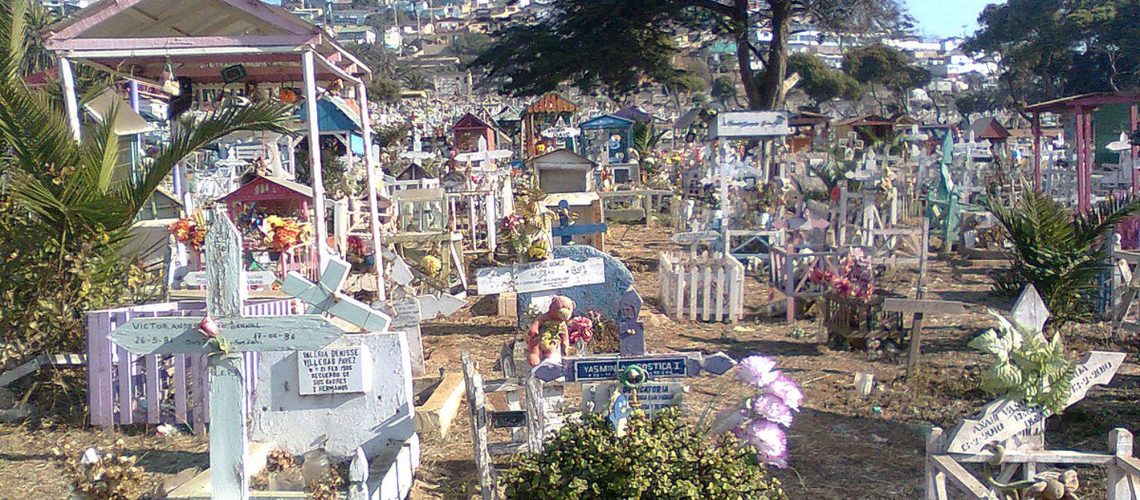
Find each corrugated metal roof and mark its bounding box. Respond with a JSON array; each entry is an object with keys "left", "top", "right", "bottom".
[{"left": 525, "top": 93, "right": 578, "bottom": 114}]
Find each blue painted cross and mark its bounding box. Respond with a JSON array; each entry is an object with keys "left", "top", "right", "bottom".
[
  {"left": 551, "top": 199, "right": 608, "bottom": 245},
  {"left": 110, "top": 208, "right": 345, "bottom": 500}
]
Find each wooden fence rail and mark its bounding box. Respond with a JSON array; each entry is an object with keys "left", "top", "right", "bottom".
[
  {"left": 925, "top": 427, "right": 1140, "bottom": 499},
  {"left": 84, "top": 299, "right": 295, "bottom": 431},
  {"left": 659, "top": 251, "right": 745, "bottom": 323}
]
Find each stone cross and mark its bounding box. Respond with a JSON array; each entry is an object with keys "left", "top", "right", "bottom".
[
  {"left": 110, "top": 208, "right": 344, "bottom": 500},
  {"left": 282, "top": 256, "right": 392, "bottom": 332}
]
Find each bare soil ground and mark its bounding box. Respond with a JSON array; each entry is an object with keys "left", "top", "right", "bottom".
[{"left": 0, "top": 221, "right": 1137, "bottom": 499}]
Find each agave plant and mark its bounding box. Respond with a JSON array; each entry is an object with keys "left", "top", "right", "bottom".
[
  {"left": 0, "top": 0, "right": 294, "bottom": 363},
  {"left": 986, "top": 185, "right": 1140, "bottom": 325}
]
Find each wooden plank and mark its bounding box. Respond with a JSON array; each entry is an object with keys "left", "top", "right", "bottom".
[
  {"left": 925, "top": 428, "right": 946, "bottom": 500},
  {"left": 461, "top": 353, "right": 496, "bottom": 500},
  {"left": 488, "top": 441, "right": 527, "bottom": 456},
  {"left": 1109, "top": 429, "right": 1136, "bottom": 500},
  {"left": 885, "top": 299, "right": 968, "bottom": 315},
  {"left": 117, "top": 345, "right": 134, "bottom": 425},
  {"left": 701, "top": 262, "right": 712, "bottom": 322},
  {"left": 689, "top": 264, "right": 698, "bottom": 320},
  {"left": 0, "top": 356, "right": 44, "bottom": 387},
  {"left": 525, "top": 374, "right": 545, "bottom": 454},
  {"left": 715, "top": 265, "right": 725, "bottom": 322},
  {"left": 931, "top": 455, "right": 994, "bottom": 498},
  {"left": 415, "top": 372, "right": 465, "bottom": 440},
  {"left": 951, "top": 450, "right": 1115, "bottom": 464},
  {"left": 111, "top": 315, "right": 343, "bottom": 356},
  {"left": 146, "top": 354, "right": 161, "bottom": 424},
  {"left": 174, "top": 353, "right": 188, "bottom": 424},
  {"left": 674, "top": 261, "right": 684, "bottom": 319}
]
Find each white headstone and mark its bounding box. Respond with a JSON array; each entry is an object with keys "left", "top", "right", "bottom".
[
  {"left": 1011, "top": 284, "right": 1050, "bottom": 333},
  {"left": 251, "top": 332, "right": 416, "bottom": 459}
]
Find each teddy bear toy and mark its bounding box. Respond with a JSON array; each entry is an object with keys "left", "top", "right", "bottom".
[{"left": 526, "top": 296, "right": 575, "bottom": 366}]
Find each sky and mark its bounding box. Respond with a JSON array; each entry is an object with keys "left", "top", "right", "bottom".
[{"left": 905, "top": 0, "right": 1006, "bottom": 39}]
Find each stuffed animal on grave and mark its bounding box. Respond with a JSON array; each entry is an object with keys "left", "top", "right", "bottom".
[{"left": 527, "top": 296, "right": 575, "bottom": 366}]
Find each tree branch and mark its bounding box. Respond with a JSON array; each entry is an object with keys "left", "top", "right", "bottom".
[{"left": 678, "top": 0, "right": 739, "bottom": 18}]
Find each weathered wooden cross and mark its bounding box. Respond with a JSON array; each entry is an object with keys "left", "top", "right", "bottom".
[
  {"left": 552, "top": 199, "right": 608, "bottom": 245},
  {"left": 282, "top": 256, "right": 392, "bottom": 332},
  {"left": 110, "top": 208, "right": 345, "bottom": 500}
]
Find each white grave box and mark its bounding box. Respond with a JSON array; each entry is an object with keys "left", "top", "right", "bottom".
[
  {"left": 297, "top": 346, "right": 371, "bottom": 396},
  {"left": 251, "top": 332, "right": 416, "bottom": 459}
]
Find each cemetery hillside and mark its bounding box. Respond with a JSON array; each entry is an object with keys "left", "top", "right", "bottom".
[{"left": 5, "top": 0, "right": 1140, "bottom": 498}]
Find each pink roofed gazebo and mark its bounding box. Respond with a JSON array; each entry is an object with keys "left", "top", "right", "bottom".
[
  {"left": 1025, "top": 92, "right": 1140, "bottom": 213},
  {"left": 42, "top": 0, "right": 388, "bottom": 298}
]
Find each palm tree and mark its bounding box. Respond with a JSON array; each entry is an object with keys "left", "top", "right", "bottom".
[
  {"left": 0, "top": 0, "right": 295, "bottom": 363},
  {"left": 986, "top": 186, "right": 1140, "bottom": 326}
]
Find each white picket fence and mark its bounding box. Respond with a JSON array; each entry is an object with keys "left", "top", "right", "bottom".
[{"left": 658, "top": 251, "right": 745, "bottom": 323}]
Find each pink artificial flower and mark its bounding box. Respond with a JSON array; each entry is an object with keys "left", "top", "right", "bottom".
[
  {"left": 744, "top": 419, "right": 788, "bottom": 468},
  {"left": 567, "top": 316, "right": 594, "bottom": 344},
  {"left": 737, "top": 356, "right": 779, "bottom": 388},
  {"left": 197, "top": 316, "right": 220, "bottom": 338},
  {"left": 831, "top": 277, "right": 852, "bottom": 297},
  {"left": 766, "top": 373, "right": 803, "bottom": 411},
  {"left": 751, "top": 394, "right": 794, "bottom": 427}
]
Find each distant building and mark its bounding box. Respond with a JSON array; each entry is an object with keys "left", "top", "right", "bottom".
[{"left": 333, "top": 25, "right": 378, "bottom": 46}]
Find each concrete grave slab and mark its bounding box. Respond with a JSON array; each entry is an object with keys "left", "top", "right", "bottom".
[{"left": 250, "top": 332, "right": 416, "bottom": 460}]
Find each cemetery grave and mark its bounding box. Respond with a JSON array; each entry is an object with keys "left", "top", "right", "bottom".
[{"left": 4, "top": 3, "right": 1140, "bottom": 498}]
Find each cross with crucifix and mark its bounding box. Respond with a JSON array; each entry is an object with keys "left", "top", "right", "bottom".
[{"left": 110, "top": 207, "right": 345, "bottom": 500}]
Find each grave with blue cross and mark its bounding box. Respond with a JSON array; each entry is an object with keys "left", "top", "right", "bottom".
[
  {"left": 110, "top": 208, "right": 346, "bottom": 500},
  {"left": 551, "top": 199, "right": 607, "bottom": 245}
]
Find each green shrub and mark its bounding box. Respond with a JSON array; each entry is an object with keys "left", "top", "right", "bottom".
[
  {"left": 501, "top": 408, "right": 785, "bottom": 499},
  {"left": 986, "top": 188, "right": 1140, "bottom": 325}
]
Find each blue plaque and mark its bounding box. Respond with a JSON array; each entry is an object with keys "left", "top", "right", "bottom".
[{"left": 573, "top": 356, "right": 689, "bottom": 381}]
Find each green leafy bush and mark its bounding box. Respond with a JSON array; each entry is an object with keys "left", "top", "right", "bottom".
[
  {"left": 969, "top": 311, "right": 1075, "bottom": 415},
  {"left": 501, "top": 409, "right": 785, "bottom": 499}
]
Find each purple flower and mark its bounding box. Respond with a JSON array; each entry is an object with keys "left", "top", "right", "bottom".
[
  {"left": 737, "top": 355, "right": 779, "bottom": 388},
  {"left": 750, "top": 394, "right": 794, "bottom": 427},
  {"left": 743, "top": 419, "right": 788, "bottom": 468},
  {"left": 765, "top": 373, "right": 803, "bottom": 411}
]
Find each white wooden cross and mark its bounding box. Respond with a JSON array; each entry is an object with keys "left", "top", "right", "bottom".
[
  {"left": 110, "top": 208, "right": 345, "bottom": 499},
  {"left": 282, "top": 256, "right": 392, "bottom": 332}
]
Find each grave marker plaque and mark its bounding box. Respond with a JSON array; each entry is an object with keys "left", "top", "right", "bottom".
[
  {"left": 475, "top": 257, "right": 606, "bottom": 295},
  {"left": 946, "top": 350, "right": 1126, "bottom": 454},
  {"left": 298, "top": 346, "right": 372, "bottom": 395}
]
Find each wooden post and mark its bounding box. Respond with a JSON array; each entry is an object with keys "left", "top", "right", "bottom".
[
  {"left": 785, "top": 243, "right": 795, "bottom": 325},
  {"left": 1033, "top": 112, "right": 1043, "bottom": 191},
  {"left": 461, "top": 352, "right": 496, "bottom": 500},
  {"left": 1131, "top": 104, "right": 1138, "bottom": 195},
  {"left": 204, "top": 208, "right": 249, "bottom": 499},
  {"left": 907, "top": 217, "right": 931, "bottom": 379},
  {"left": 1107, "top": 428, "right": 1134, "bottom": 500},
  {"left": 302, "top": 50, "right": 329, "bottom": 271},
  {"left": 925, "top": 427, "right": 948, "bottom": 500},
  {"left": 59, "top": 57, "right": 82, "bottom": 142},
  {"left": 356, "top": 81, "right": 386, "bottom": 300}
]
